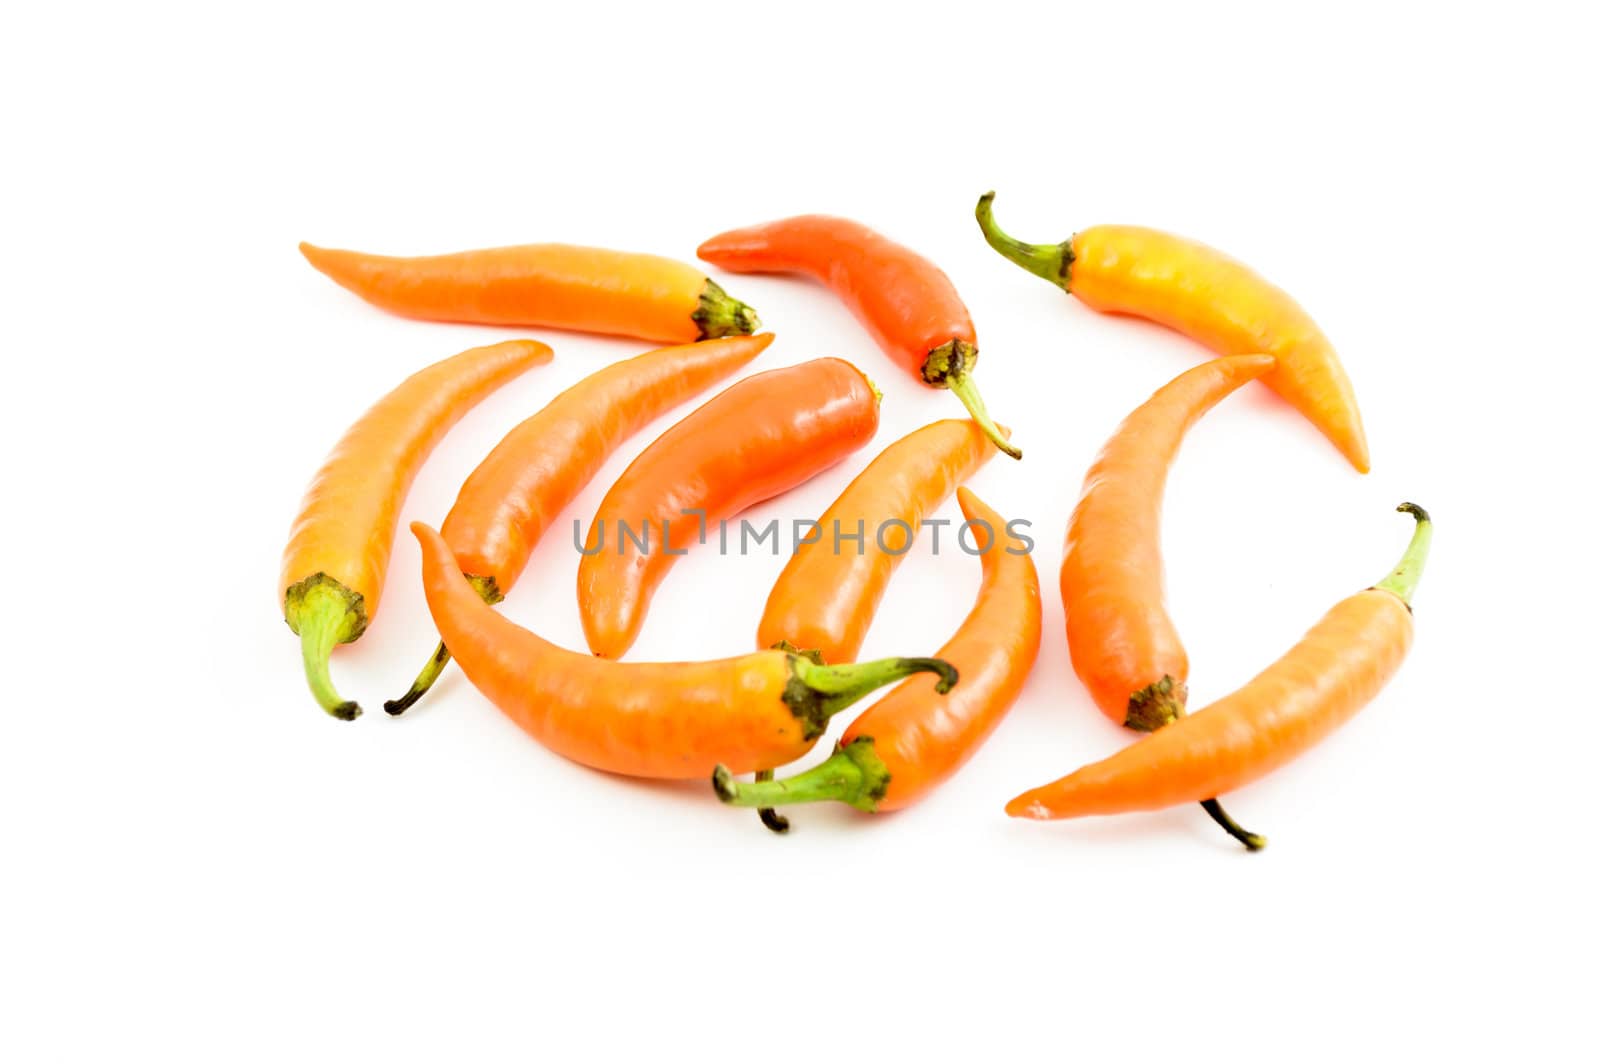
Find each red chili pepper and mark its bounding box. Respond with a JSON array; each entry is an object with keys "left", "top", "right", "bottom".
[
  {"left": 578, "top": 358, "right": 881, "bottom": 659},
  {"left": 698, "top": 215, "right": 1020, "bottom": 459}
]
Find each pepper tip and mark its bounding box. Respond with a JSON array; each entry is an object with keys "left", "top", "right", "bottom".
[{"left": 1004, "top": 794, "right": 1049, "bottom": 820}]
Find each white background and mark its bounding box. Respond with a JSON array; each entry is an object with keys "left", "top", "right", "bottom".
[{"left": 4, "top": 2, "right": 1597, "bottom": 1060}]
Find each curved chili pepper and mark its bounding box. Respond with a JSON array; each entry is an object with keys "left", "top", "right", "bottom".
[
  {"left": 414, "top": 522, "right": 957, "bottom": 778},
  {"left": 975, "top": 193, "right": 1368, "bottom": 472},
  {"left": 1009, "top": 503, "right": 1432, "bottom": 850},
  {"left": 280, "top": 339, "right": 552, "bottom": 719},
  {"left": 1065, "top": 354, "right": 1277, "bottom": 730},
  {"left": 697, "top": 216, "right": 1019, "bottom": 459},
  {"left": 578, "top": 358, "right": 880, "bottom": 659},
  {"left": 757, "top": 418, "right": 1005, "bottom": 665},
  {"left": 385, "top": 334, "right": 774, "bottom": 715},
  {"left": 716, "top": 488, "right": 1040, "bottom": 827},
  {"left": 300, "top": 241, "right": 760, "bottom": 343}
]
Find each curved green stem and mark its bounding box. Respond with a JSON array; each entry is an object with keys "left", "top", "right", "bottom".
[
  {"left": 752, "top": 769, "right": 790, "bottom": 834},
  {"left": 713, "top": 739, "right": 890, "bottom": 818},
  {"left": 974, "top": 191, "right": 1074, "bottom": 288},
  {"left": 922, "top": 339, "right": 1020, "bottom": 460},
  {"left": 693, "top": 278, "right": 761, "bottom": 339},
  {"left": 948, "top": 371, "right": 1021, "bottom": 460},
  {"left": 1374, "top": 503, "right": 1433, "bottom": 606},
  {"left": 1201, "top": 799, "right": 1267, "bottom": 851},
  {"left": 384, "top": 575, "right": 498, "bottom": 716},
  {"left": 385, "top": 642, "right": 451, "bottom": 715},
  {"left": 283, "top": 575, "right": 366, "bottom": 721},
  {"left": 786, "top": 654, "right": 956, "bottom": 737}
]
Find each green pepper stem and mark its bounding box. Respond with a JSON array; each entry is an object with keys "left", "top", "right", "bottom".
[
  {"left": 693, "top": 278, "right": 761, "bottom": 339},
  {"left": 921, "top": 339, "right": 1019, "bottom": 460},
  {"left": 781, "top": 653, "right": 957, "bottom": 742},
  {"left": 384, "top": 575, "right": 498, "bottom": 716},
  {"left": 712, "top": 739, "right": 890, "bottom": 817},
  {"left": 796, "top": 654, "right": 955, "bottom": 709},
  {"left": 1201, "top": 799, "right": 1267, "bottom": 851},
  {"left": 285, "top": 578, "right": 363, "bottom": 720},
  {"left": 974, "top": 191, "right": 1074, "bottom": 288},
  {"left": 1374, "top": 503, "right": 1432, "bottom": 606},
  {"left": 947, "top": 371, "right": 1021, "bottom": 460},
  {"left": 751, "top": 770, "right": 790, "bottom": 834},
  {"left": 385, "top": 642, "right": 451, "bottom": 715}
]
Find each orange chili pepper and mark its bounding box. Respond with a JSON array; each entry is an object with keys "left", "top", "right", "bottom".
[
  {"left": 758, "top": 418, "right": 1005, "bottom": 665},
  {"left": 280, "top": 339, "right": 552, "bottom": 719},
  {"left": 578, "top": 358, "right": 880, "bottom": 659},
  {"left": 715, "top": 488, "right": 1040, "bottom": 828},
  {"left": 413, "top": 522, "right": 957, "bottom": 778},
  {"left": 300, "top": 241, "right": 760, "bottom": 343},
  {"left": 385, "top": 334, "right": 774, "bottom": 715},
  {"left": 1064, "top": 354, "right": 1277, "bottom": 731},
  {"left": 698, "top": 216, "right": 1019, "bottom": 459},
  {"left": 1009, "top": 504, "right": 1432, "bottom": 850},
  {"left": 975, "top": 193, "right": 1369, "bottom": 472}
]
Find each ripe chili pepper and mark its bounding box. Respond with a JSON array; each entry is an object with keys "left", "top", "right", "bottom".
[
  {"left": 578, "top": 357, "right": 881, "bottom": 659},
  {"left": 385, "top": 334, "right": 774, "bottom": 715},
  {"left": 1064, "top": 354, "right": 1277, "bottom": 731},
  {"left": 300, "top": 241, "right": 760, "bottom": 343},
  {"left": 697, "top": 215, "right": 1020, "bottom": 460},
  {"left": 414, "top": 522, "right": 957, "bottom": 778},
  {"left": 974, "top": 193, "right": 1369, "bottom": 472},
  {"left": 1008, "top": 503, "right": 1432, "bottom": 850},
  {"left": 715, "top": 487, "right": 1040, "bottom": 828},
  {"left": 280, "top": 339, "right": 552, "bottom": 719},
  {"left": 758, "top": 418, "right": 1006, "bottom": 665}
]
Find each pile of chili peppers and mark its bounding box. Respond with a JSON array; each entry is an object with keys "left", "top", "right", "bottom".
[{"left": 282, "top": 195, "right": 1431, "bottom": 850}]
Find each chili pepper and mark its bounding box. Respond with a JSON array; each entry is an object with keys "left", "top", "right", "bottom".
[
  {"left": 280, "top": 339, "right": 552, "bottom": 719},
  {"left": 578, "top": 357, "right": 881, "bottom": 659},
  {"left": 385, "top": 334, "right": 774, "bottom": 715},
  {"left": 974, "top": 193, "right": 1368, "bottom": 472},
  {"left": 757, "top": 418, "right": 1006, "bottom": 665},
  {"left": 414, "top": 522, "right": 958, "bottom": 778},
  {"left": 698, "top": 215, "right": 1020, "bottom": 460},
  {"left": 1065, "top": 354, "right": 1277, "bottom": 731},
  {"left": 1008, "top": 503, "right": 1432, "bottom": 850},
  {"left": 300, "top": 241, "right": 760, "bottom": 343},
  {"left": 715, "top": 488, "right": 1040, "bottom": 828}
]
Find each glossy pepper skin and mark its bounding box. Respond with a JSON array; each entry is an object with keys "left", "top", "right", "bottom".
[
  {"left": 280, "top": 339, "right": 552, "bottom": 719},
  {"left": 1010, "top": 504, "right": 1432, "bottom": 850},
  {"left": 578, "top": 357, "right": 880, "bottom": 660},
  {"left": 975, "top": 193, "right": 1368, "bottom": 472},
  {"left": 1063, "top": 355, "right": 1277, "bottom": 730},
  {"left": 414, "top": 522, "right": 957, "bottom": 779},
  {"left": 698, "top": 216, "right": 1018, "bottom": 459},
  {"left": 758, "top": 418, "right": 1004, "bottom": 664},
  {"left": 386, "top": 334, "right": 773, "bottom": 715},
  {"left": 300, "top": 241, "right": 760, "bottom": 343},
  {"left": 716, "top": 488, "right": 1041, "bottom": 823}
]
